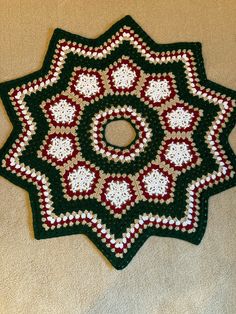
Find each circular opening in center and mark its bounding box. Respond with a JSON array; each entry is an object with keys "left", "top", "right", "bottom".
[{"left": 105, "top": 120, "right": 136, "bottom": 148}]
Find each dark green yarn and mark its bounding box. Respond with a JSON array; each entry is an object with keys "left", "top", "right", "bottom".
[{"left": 0, "top": 15, "right": 235, "bottom": 270}]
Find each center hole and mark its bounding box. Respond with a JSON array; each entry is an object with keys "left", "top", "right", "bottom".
[{"left": 105, "top": 120, "right": 136, "bottom": 148}]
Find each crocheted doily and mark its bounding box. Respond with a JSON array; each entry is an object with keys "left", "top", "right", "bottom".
[{"left": 0, "top": 16, "right": 235, "bottom": 269}]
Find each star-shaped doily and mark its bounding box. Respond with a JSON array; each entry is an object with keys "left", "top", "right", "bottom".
[{"left": 0, "top": 16, "right": 235, "bottom": 269}]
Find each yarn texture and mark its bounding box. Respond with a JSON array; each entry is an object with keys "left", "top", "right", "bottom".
[{"left": 0, "top": 16, "right": 235, "bottom": 269}]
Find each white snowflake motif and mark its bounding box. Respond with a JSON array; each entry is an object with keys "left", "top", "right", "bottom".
[
  {"left": 145, "top": 79, "right": 171, "bottom": 102},
  {"left": 75, "top": 73, "right": 100, "bottom": 97},
  {"left": 50, "top": 99, "right": 76, "bottom": 124},
  {"left": 167, "top": 107, "right": 194, "bottom": 129},
  {"left": 105, "top": 180, "right": 132, "bottom": 208},
  {"left": 165, "top": 142, "right": 192, "bottom": 166},
  {"left": 68, "top": 166, "right": 95, "bottom": 193},
  {"left": 47, "top": 137, "right": 73, "bottom": 161},
  {"left": 143, "top": 169, "right": 169, "bottom": 196},
  {"left": 111, "top": 64, "right": 136, "bottom": 89}
]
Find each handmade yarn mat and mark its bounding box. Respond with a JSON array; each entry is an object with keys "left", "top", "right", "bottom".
[{"left": 0, "top": 16, "right": 235, "bottom": 269}]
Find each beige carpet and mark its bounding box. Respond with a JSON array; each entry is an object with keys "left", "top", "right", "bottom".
[{"left": 0, "top": 1, "right": 235, "bottom": 313}]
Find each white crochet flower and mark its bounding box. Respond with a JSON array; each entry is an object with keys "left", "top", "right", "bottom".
[
  {"left": 50, "top": 99, "right": 76, "bottom": 124},
  {"left": 75, "top": 73, "right": 100, "bottom": 97},
  {"left": 165, "top": 142, "right": 192, "bottom": 166},
  {"left": 68, "top": 166, "right": 95, "bottom": 193},
  {"left": 47, "top": 137, "right": 73, "bottom": 161},
  {"left": 112, "top": 64, "right": 136, "bottom": 89},
  {"left": 167, "top": 107, "right": 193, "bottom": 129},
  {"left": 143, "top": 169, "right": 169, "bottom": 196},
  {"left": 105, "top": 180, "right": 132, "bottom": 208},
  {"left": 145, "top": 79, "right": 170, "bottom": 102}
]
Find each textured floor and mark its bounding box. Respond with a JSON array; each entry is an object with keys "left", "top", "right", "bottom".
[{"left": 0, "top": 1, "right": 235, "bottom": 313}]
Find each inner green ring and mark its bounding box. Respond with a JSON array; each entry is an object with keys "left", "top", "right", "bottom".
[{"left": 77, "top": 94, "right": 164, "bottom": 175}]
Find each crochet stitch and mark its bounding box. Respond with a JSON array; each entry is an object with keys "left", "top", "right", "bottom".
[{"left": 0, "top": 16, "right": 235, "bottom": 269}]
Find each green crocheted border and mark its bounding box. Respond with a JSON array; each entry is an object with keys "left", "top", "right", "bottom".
[
  {"left": 77, "top": 94, "right": 164, "bottom": 174},
  {"left": 0, "top": 16, "right": 235, "bottom": 269}
]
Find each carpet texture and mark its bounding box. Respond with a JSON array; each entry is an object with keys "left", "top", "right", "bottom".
[{"left": 0, "top": 1, "right": 235, "bottom": 313}]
